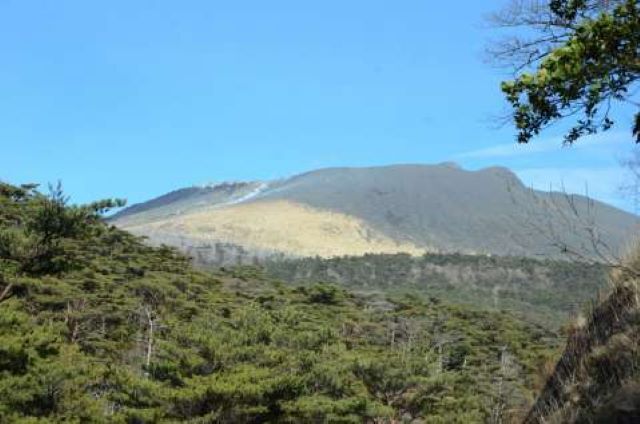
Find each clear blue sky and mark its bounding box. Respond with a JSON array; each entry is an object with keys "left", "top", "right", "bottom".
[{"left": 1, "top": 0, "right": 636, "bottom": 211}]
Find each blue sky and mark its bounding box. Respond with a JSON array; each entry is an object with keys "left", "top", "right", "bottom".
[{"left": 1, "top": 0, "right": 637, "bottom": 211}]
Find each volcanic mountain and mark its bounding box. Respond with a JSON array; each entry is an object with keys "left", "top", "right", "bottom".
[{"left": 110, "top": 163, "right": 638, "bottom": 265}]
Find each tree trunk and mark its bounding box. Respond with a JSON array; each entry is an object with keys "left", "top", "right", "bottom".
[
  {"left": 145, "top": 307, "right": 154, "bottom": 368},
  {"left": 0, "top": 283, "right": 13, "bottom": 303}
]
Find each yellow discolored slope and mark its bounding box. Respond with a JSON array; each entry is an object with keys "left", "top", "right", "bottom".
[{"left": 120, "top": 200, "right": 427, "bottom": 258}]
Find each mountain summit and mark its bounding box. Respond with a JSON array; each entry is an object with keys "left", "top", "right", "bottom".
[{"left": 111, "top": 164, "right": 637, "bottom": 265}]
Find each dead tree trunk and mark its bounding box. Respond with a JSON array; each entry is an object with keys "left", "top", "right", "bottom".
[
  {"left": 144, "top": 306, "right": 154, "bottom": 369},
  {"left": 0, "top": 282, "right": 13, "bottom": 304},
  {"left": 64, "top": 299, "right": 86, "bottom": 343}
]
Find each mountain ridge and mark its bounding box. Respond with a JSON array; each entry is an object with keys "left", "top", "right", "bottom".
[{"left": 111, "top": 163, "right": 638, "bottom": 263}]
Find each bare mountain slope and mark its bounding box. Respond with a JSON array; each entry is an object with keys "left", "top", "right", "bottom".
[{"left": 111, "top": 164, "right": 638, "bottom": 264}]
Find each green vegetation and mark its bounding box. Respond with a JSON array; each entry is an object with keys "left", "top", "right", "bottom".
[
  {"left": 0, "top": 182, "right": 560, "bottom": 422},
  {"left": 494, "top": 0, "right": 639, "bottom": 143},
  {"left": 264, "top": 253, "right": 609, "bottom": 329}
]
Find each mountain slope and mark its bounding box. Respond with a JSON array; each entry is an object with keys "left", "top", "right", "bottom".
[
  {"left": 524, "top": 267, "right": 640, "bottom": 423},
  {"left": 111, "top": 163, "right": 638, "bottom": 263},
  {"left": 264, "top": 253, "right": 610, "bottom": 329}
]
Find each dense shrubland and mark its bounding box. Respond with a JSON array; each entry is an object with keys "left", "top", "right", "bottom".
[
  {"left": 0, "top": 182, "right": 559, "bottom": 422},
  {"left": 264, "top": 254, "right": 609, "bottom": 329}
]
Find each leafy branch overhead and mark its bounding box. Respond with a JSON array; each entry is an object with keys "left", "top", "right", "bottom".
[{"left": 493, "top": 0, "right": 639, "bottom": 143}]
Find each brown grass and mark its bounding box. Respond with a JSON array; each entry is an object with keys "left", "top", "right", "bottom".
[
  {"left": 120, "top": 200, "right": 428, "bottom": 258},
  {"left": 524, "top": 240, "right": 640, "bottom": 423}
]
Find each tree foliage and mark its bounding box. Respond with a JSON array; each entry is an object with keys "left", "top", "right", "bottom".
[
  {"left": 264, "top": 253, "right": 609, "bottom": 329},
  {"left": 491, "top": 0, "right": 640, "bottom": 143},
  {"left": 0, "top": 182, "right": 125, "bottom": 276}
]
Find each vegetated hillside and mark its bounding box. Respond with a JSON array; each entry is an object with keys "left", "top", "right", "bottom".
[
  {"left": 110, "top": 163, "right": 638, "bottom": 263},
  {"left": 263, "top": 253, "right": 610, "bottom": 329},
  {"left": 0, "top": 182, "right": 559, "bottom": 423},
  {"left": 524, "top": 258, "right": 640, "bottom": 423}
]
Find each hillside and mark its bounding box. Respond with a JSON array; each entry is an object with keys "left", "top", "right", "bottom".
[
  {"left": 0, "top": 182, "right": 560, "bottom": 422},
  {"left": 524, "top": 260, "right": 640, "bottom": 423},
  {"left": 263, "top": 253, "right": 610, "bottom": 329},
  {"left": 110, "top": 164, "right": 638, "bottom": 264}
]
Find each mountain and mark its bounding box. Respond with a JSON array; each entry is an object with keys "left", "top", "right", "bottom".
[{"left": 111, "top": 163, "right": 638, "bottom": 265}]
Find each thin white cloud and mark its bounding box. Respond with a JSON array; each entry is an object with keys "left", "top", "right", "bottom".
[{"left": 457, "top": 132, "right": 629, "bottom": 159}]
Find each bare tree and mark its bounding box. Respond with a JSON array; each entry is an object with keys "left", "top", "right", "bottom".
[
  {"left": 143, "top": 305, "right": 155, "bottom": 369},
  {"left": 0, "top": 274, "right": 13, "bottom": 304},
  {"left": 525, "top": 187, "right": 637, "bottom": 270},
  {"left": 64, "top": 299, "right": 87, "bottom": 343},
  {"left": 620, "top": 148, "right": 640, "bottom": 214},
  {"left": 501, "top": 170, "right": 639, "bottom": 279},
  {"left": 136, "top": 287, "right": 163, "bottom": 376}
]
